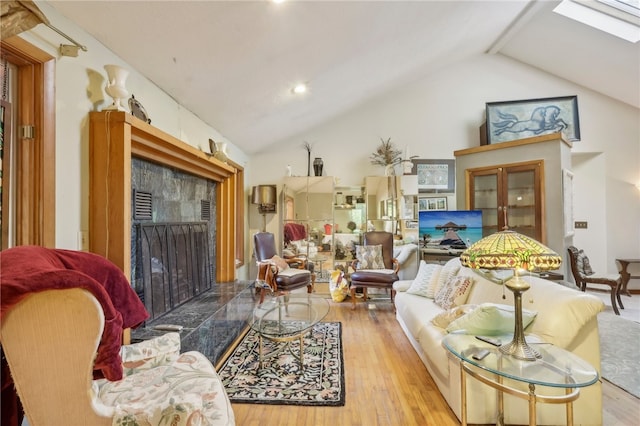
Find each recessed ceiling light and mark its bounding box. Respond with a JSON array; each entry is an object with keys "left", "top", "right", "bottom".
[
  {"left": 273, "top": 0, "right": 285, "bottom": 4},
  {"left": 292, "top": 83, "right": 307, "bottom": 94}
]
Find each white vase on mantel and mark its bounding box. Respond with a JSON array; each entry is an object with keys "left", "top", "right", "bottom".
[{"left": 104, "top": 64, "right": 129, "bottom": 112}]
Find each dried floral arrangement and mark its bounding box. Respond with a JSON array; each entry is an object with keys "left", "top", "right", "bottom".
[{"left": 370, "top": 137, "right": 402, "bottom": 167}]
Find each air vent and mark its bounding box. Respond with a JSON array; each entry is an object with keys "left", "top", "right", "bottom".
[
  {"left": 134, "top": 190, "right": 153, "bottom": 220},
  {"left": 201, "top": 200, "right": 211, "bottom": 221}
]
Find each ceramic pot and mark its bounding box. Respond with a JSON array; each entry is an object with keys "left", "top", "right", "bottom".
[{"left": 313, "top": 157, "right": 323, "bottom": 176}]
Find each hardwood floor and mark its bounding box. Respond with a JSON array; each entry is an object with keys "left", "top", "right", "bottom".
[{"left": 229, "top": 293, "right": 639, "bottom": 425}]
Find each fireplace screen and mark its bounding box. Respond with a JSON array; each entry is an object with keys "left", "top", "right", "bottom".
[{"left": 136, "top": 222, "right": 212, "bottom": 321}]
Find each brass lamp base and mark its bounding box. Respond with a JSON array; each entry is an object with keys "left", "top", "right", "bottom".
[{"left": 499, "top": 275, "right": 541, "bottom": 361}]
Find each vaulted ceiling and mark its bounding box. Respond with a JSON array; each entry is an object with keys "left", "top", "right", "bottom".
[{"left": 47, "top": 0, "right": 639, "bottom": 155}]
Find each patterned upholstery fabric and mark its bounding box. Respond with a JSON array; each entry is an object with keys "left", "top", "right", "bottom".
[
  {"left": 576, "top": 249, "right": 594, "bottom": 276},
  {"left": 434, "top": 275, "right": 475, "bottom": 310},
  {"left": 97, "top": 351, "right": 235, "bottom": 426},
  {"left": 120, "top": 332, "right": 181, "bottom": 375},
  {"left": 355, "top": 244, "right": 385, "bottom": 269}
]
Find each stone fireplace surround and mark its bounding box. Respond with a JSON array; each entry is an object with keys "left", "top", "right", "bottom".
[{"left": 89, "top": 111, "right": 252, "bottom": 364}]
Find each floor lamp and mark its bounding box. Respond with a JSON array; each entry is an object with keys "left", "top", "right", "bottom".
[
  {"left": 460, "top": 229, "right": 562, "bottom": 360},
  {"left": 251, "top": 185, "right": 277, "bottom": 232}
]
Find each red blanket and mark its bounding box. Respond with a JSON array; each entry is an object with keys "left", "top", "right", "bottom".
[
  {"left": 284, "top": 223, "right": 307, "bottom": 244},
  {"left": 0, "top": 246, "right": 149, "bottom": 380}
]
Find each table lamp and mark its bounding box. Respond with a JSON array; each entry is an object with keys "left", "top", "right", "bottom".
[
  {"left": 251, "top": 185, "right": 277, "bottom": 232},
  {"left": 460, "top": 229, "right": 562, "bottom": 360}
]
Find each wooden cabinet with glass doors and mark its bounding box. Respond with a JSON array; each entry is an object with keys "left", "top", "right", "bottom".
[{"left": 466, "top": 160, "right": 544, "bottom": 242}]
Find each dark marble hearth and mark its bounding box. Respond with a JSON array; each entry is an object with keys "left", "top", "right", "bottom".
[{"left": 132, "top": 280, "right": 258, "bottom": 366}]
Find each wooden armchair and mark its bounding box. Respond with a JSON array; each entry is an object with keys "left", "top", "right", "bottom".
[
  {"left": 254, "top": 232, "right": 314, "bottom": 303},
  {"left": 349, "top": 231, "right": 399, "bottom": 310},
  {"left": 568, "top": 245, "right": 623, "bottom": 315}
]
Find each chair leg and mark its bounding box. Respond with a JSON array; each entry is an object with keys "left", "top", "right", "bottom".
[
  {"left": 610, "top": 289, "right": 620, "bottom": 315},
  {"left": 350, "top": 287, "right": 357, "bottom": 310},
  {"left": 259, "top": 288, "right": 266, "bottom": 304},
  {"left": 615, "top": 284, "right": 625, "bottom": 310}
]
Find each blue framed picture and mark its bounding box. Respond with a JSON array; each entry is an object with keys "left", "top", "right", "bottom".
[{"left": 486, "top": 96, "right": 580, "bottom": 144}]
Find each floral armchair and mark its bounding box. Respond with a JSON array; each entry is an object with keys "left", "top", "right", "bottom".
[
  {"left": 0, "top": 288, "right": 235, "bottom": 426},
  {"left": 0, "top": 246, "right": 234, "bottom": 426}
]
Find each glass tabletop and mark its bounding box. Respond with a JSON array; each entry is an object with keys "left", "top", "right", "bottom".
[
  {"left": 442, "top": 334, "right": 599, "bottom": 388},
  {"left": 251, "top": 294, "right": 330, "bottom": 339}
]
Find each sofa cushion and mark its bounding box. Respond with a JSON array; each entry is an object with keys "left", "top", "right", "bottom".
[
  {"left": 406, "top": 261, "right": 442, "bottom": 298},
  {"left": 434, "top": 275, "right": 475, "bottom": 310},
  {"left": 355, "top": 244, "right": 385, "bottom": 269},
  {"left": 446, "top": 303, "right": 537, "bottom": 336},
  {"left": 434, "top": 258, "right": 462, "bottom": 295},
  {"left": 431, "top": 304, "right": 477, "bottom": 329},
  {"left": 97, "top": 351, "right": 235, "bottom": 426}
]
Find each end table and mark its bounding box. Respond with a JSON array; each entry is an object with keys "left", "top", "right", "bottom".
[{"left": 443, "top": 334, "right": 598, "bottom": 426}]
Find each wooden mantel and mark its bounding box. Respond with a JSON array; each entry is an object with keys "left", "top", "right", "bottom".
[{"left": 89, "top": 111, "right": 238, "bottom": 281}]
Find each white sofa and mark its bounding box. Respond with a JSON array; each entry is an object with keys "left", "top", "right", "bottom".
[
  {"left": 394, "top": 258, "right": 605, "bottom": 425},
  {"left": 393, "top": 243, "right": 419, "bottom": 280}
]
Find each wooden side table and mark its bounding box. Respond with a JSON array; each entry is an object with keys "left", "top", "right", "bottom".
[{"left": 616, "top": 258, "right": 640, "bottom": 297}]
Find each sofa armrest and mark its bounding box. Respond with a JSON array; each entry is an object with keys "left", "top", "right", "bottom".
[{"left": 120, "top": 332, "right": 181, "bottom": 375}]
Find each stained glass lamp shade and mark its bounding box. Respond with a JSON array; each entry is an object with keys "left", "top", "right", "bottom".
[{"left": 460, "top": 229, "right": 562, "bottom": 360}]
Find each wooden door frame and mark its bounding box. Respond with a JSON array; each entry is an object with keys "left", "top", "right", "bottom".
[{"left": 1, "top": 36, "right": 55, "bottom": 248}]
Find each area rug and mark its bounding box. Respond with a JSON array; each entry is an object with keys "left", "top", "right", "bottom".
[
  {"left": 218, "top": 321, "right": 345, "bottom": 406},
  {"left": 597, "top": 312, "right": 640, "bottom": 398}
]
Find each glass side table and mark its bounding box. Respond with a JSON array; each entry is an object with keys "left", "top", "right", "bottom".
[{"left": 443, "top": 334, "right": 599, "bottom": 426}]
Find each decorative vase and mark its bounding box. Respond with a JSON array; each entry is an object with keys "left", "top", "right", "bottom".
[
  {"left": 104, "top": 65, "right": 129, "bottom": 111},
  {"left": 313, "top": 157, "right": 324, "bottom": 176},
  {"left": 214, "top": 142, "right": 228, "bottom": 163},
  {"left": 384, "top": 164, "right": 396, "bottom": 176}
]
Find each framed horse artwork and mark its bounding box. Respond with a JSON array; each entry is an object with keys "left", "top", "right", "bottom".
[{"left": 485, "top": 95, "right": 580, "bottom": 144}]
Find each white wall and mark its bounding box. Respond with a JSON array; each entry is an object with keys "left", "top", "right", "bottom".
[
  {"left": 249, "top": 54, "right": 640, "bottom": 278},
  {"left": 18, "top": 2, "right": 248, "bottom": 252}
]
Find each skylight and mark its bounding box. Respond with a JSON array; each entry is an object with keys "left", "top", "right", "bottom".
[{"left": 554, "top": 0, "right": 640, "bottom": 42}]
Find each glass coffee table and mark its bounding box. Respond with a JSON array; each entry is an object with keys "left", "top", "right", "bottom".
[
  {"left": 443, "top": 334, "right": 598, "bottom": 426},
  {"left": 251, "top": 293, "right": 330, "bottom": 368}
]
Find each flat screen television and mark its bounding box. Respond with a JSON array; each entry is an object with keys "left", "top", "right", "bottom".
[{"left": 419, "top": 210, "right": 483, "bottom": 249}]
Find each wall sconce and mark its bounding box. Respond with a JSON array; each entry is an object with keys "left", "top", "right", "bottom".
[{"left": 251, "top": 185, "right": 277, "bottom": 232}]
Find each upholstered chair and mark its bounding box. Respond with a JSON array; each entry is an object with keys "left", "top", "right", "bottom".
[
  {"left": 568, "top": 245, "right": 623, "bottom": 315},
  {"left": 349, "top": 231, "right": 400, "bottom": 310},
  {"left": 0, "top": 289, "right": 235, "bottom": 426},
  {"left": 254, "top": 232, "right": 314, "bottom": 303}
]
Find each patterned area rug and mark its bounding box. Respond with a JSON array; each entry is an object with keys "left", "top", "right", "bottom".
[
  {"left": 218, "top": 322, "right": 345, "bottom": 406},
  {"left": 598, "top": 312, "right": 640, "bottom": 398}
]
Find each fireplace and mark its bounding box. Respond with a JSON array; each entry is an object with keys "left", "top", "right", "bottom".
[
  {"left": 131, "top": 157, "right": 216, "bottom": 322},
  {"left": 90, "top": 111, "right": 251, "bottom": 364}
]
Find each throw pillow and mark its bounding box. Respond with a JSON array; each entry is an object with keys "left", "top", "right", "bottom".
[
  {"left": 269, "top": 255, "right": 289, "bottom": 272},
  {"left": 446, "top": 303, "right": 538, "bottom": 336},
  {"left": 433, "top": 258, "right": 462, "bottom": 296},
  {"left": 406, "top": 261, "right": 442, "bottom": 298},
  {"left": 434, "top": 275, "right": 475, "bottom": 310},
  {"left": 576, "top": 250, "right": 594, "bottom": 276},
  {"left": 431, "top": 304, "right": 477, "bottom": 329},
  {"left": 355, "top": 244, "right": 385, "bottom": 269}
]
